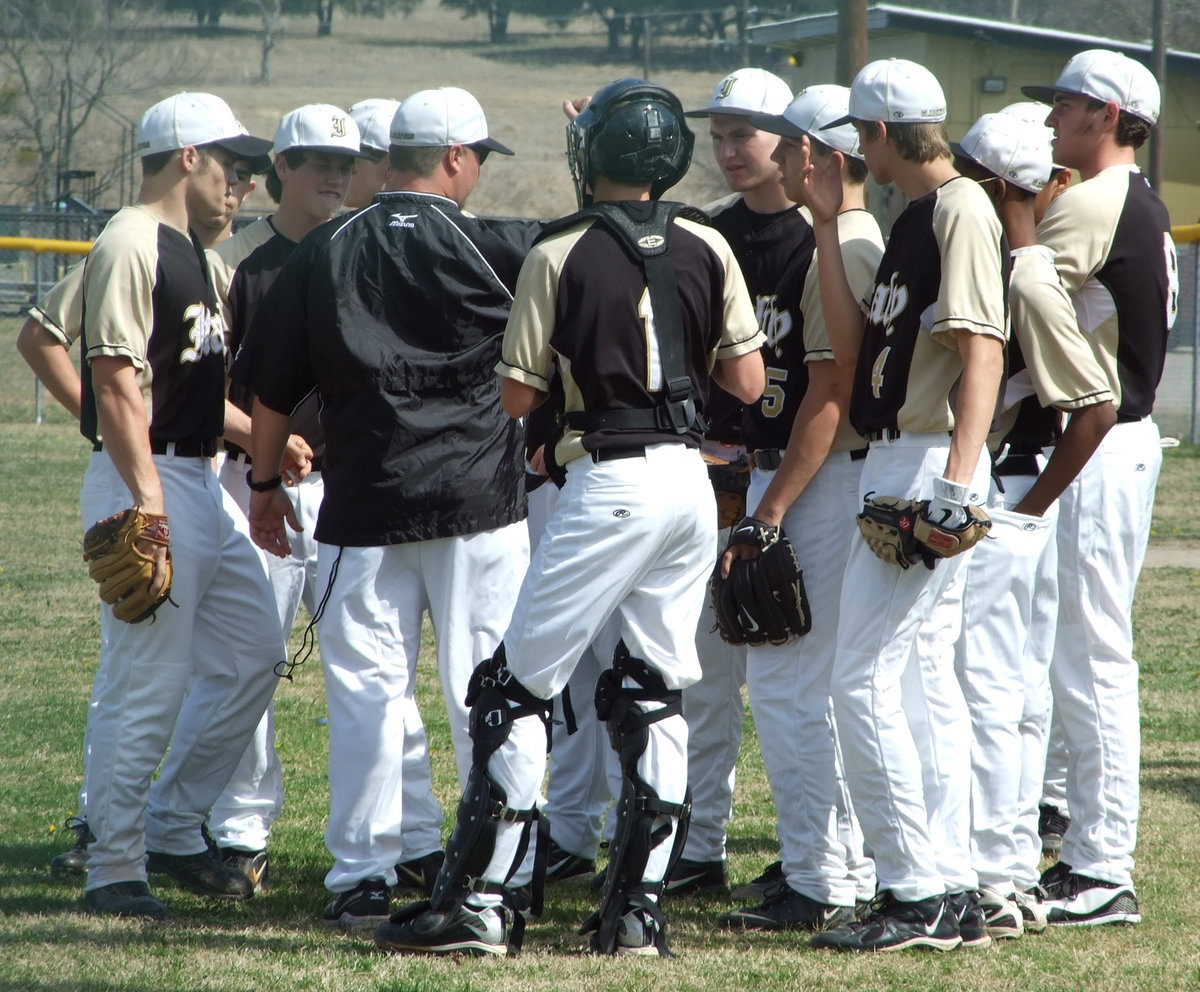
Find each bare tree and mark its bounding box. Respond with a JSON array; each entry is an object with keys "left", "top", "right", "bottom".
[
  {"left": 0, "top": 0, "right": 173, "bottom": 206},
  {"left": 247, "top": 0, "right": 284, "bottom": 82}
]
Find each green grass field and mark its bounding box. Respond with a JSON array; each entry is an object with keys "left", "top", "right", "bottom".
[{"left": 2, "top": 308, "right": 1200, "bottom": 991}]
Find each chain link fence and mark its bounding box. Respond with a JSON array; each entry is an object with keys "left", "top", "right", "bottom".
[
  {"left": 1160, "top": 240, "right": 1200, "bottom": 444},
  {"left": 5, "top": 206, "right": 1200, "bottom": 440}
]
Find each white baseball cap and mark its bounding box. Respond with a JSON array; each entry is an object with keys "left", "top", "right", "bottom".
[
  {"left": 390, "top": 87, "right": 514, "bottom": 156},
  {"left": 999, "top": 100, "right": 1064, "bottom": 170},
  {"left": 137, "top": 92, "right": 273, "bottom": 158},
  {"left": 685, "top": 67, "right": 793, "bottom": 118},
  {"left": 749, "top": 84, "right": 863, "bottom": 161},
  {"left": 349, "top": 98, "right": 402, "bottom": 157},
  {"left": 824, "top": 58, "right": 947, "bottom": 128},
  {"left": 951, "top": 112, "right": 1051, "bottom": 193},
  {"left": 1022, "top": 49, "right": 1159, "bottom": 125},
  {"left": 273, "top": 104, "right": 368, "bottom": 158}
]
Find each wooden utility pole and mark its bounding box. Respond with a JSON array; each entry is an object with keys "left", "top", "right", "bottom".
[
  {"left": 837, "top": 0, "right": 868, "bottom": 86},
  {"left": 1149, "top": 0, "right": 1166, "bottom": 191}
]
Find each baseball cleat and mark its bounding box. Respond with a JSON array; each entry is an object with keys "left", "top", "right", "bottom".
[
  {"left": 948, "top": 890, "right": 992, "bottom": 949},
  {"left": 1014, "top": 887, "right": 1049, "bottom": 933},
  {"left": 50, "top": 816, "right": 95, "bottom": 877},
  {"left": 1043, "top": 873, "right": 1141, "bottom": 926},
  {"left": 145, "top": 847, "right": 254, "bottom": 900},
  {"left": 324, "top": 877, "right": 391, "bottom": 934},
  {"left": 719, "top": 881, "right": 855, "bottom": 932},
  {"left": 83, "top": 881, "right": 167, "bottom": 919},
  {"left": 544, "top": 838, "right": 596, "bottom": 882},
  {"left": 978, "top": 885, "right": 1023, "bottom": 940},
  {"left": 614, "top": 905, "right": 665, "bottom": 956},
  {"left": 375, "top": 901, "right": 508, "bottom": 956},
  {"left": 219, "top": 847, "right": 270, "bottom": 893},
  {"left": 1038, "top": 803, "right": 1069, "bottom": 858},
  {"left": 393, "top": 850, "right": 445, "bottom": 896},
  {"left": 730, "top": 859, "right": 784, "bottom": 903},
  {"left": 811, "top": 892, "right": 962, "bottom": 953},
  {"left": 662, "top": 857, "right": 728, "bottom": 896}
]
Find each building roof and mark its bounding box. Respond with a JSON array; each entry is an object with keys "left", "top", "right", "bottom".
[{"left": 748, "top": 3, "right": 1200, "bottom": 76}]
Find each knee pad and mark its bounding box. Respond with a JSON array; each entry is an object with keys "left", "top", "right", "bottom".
[
  {"left": 430, "top": 645, "right": 554, "bottom": 933},
  {"left": 582, "top": 641, "right": 690, "bottom": 956}
]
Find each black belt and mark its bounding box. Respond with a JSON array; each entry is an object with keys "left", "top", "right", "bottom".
[
  {"left": 92, "top": 438, "right": 218, "bottom": 458},
  {"left": 592, "top": 446, "right": 646, "bottom": 463},
  {"left": 754, "top": 447, "right": 868, "bottom": 471},
  {"left": 1116, "top": 413, "right": 1144, "bottom": 424},
  {"left": 995, "top": 453, "right": 1040, "bottom": 478},
  {"left": 864, "top": 428, "right": 902, "bottom": 442}
]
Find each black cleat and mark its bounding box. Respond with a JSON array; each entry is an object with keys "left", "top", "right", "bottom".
[
  {"left": 1038, "top": 803, "right": 1069, "bottom": 858},
  {"left": 948, "top": 890, "right": 993, "bottom": 948},
  {"left": 545, "top": 838, "right": 596, "bottom": 882},
  {"left": 83, "top": 881, "right": 167, "bottom": 919},
  {"left": 663, "top": 857, "right": 728, "bottom": 896},
  {"left": 219, "top": 847, "right": 270, "bottom": 893},
  {"left": 393, "top": 850, "right": 445, "bottom": 897},
  {"left": 51, "top": 816, "right": 95, "bottom": 877},
  {"left": 720, "top": 882, "right": 855, "bottom": 932},
  {"left": 145, "top": 847, "right": 253, "bottom": 900},
  {"left": 729, "top": 859, "right": 784, "bottom": 903},
  {"left": 812, "top": 892, "right": 962, "bottom": 953},
  {"left": 324, "top": 877, "right": 391, "bottom": 934}
]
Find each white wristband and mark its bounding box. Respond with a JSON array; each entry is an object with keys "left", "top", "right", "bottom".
[{"left": 932, "top": 475, "right": 969, "bottom": 505}]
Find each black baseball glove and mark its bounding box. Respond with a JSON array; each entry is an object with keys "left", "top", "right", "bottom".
[{"left": 709, "top": 517, "right": 812, "bottom": 647}]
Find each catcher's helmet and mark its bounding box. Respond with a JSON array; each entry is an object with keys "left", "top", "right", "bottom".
[{"left": 568, "top": 78, "right": 694, "bottom": 207}]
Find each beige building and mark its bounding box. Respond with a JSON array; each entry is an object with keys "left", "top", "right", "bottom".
[{"left": 749, "top": 3, "right": 1200, "bottom": 225}]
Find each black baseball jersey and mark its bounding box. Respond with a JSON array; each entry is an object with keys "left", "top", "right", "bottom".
[
  {"left": 706, "top": 195, "right": 813, "bottom": 445},
  {"left": 498, "top": 200, "right": 763, "bottom": 468},
  {"left": 1036, "top": 167, "right": 1176, "bottom": 421},
  {"left": 850, "top": 177, "right": 1007, "bottom": 436},
  {"left": 232, "top": 191, "right": 542, "bottom": 548},
  {"left": 211, "top": 218, "right": 323, "bottom": 465},
  {"left": 80, "top": 205, "right": 226, "bottom": 447}
]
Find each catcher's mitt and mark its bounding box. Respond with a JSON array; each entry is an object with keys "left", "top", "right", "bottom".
[
  {"left": 702, "top": 451, "right": 750, "bottom": 530},
  {"left": 709, "top": 516, "right": 812, "bottom": 647},
  {"left": 82, "top": 507, "right": 174, "bottom": 623},
  {"left": 856, "top": 494, "right": 934, "bottom": 570},
  {"left": 914, "top": 503, "right": 991, "bottom": 559}
]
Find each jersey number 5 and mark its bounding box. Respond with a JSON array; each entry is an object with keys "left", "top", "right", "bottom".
[{"left": 760, "top": 367, "right": 788, "bottom": 418}]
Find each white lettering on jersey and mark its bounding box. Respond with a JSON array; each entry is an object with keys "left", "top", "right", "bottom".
[
  {"left": 755, "top": 294, "right": 793, "bottom": 354},
  {"left": 179, "top": 304, "right": 226, "bottom": 364},
  {"left": 389, "top": 213, "right": 418, "bottom": 229},
  {"left": 868, "top": 272, "right": 909, "bottom": 336},
  {"left": 1164, "top": 232, "right": 1179, "bottom": 330}
]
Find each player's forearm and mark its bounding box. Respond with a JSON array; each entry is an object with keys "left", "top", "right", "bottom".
[
  {"left": 945, "top": 332, "right": 1004, "bottom": 486},
  {"left": 249, "top": 398, "right": 293, "bottom": 482},
  {"left": 812, "top": 219, "right": 865, "bottom": 367},
  {"left": 91, "top": 358, "right": 163, "bottom": 514},
  {"left": 222, "top": 398, "right": 253, "bottom": 450},
  {"left": 1014, "top": 400, "right": 1116, "bottom": 517},
  {"left": 16, "top": 319, "right": 82, "bottom": 420}
]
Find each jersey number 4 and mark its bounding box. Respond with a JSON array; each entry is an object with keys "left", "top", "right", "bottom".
[{"left": 870, "top": 346, "right": 892, "bottom": 399}]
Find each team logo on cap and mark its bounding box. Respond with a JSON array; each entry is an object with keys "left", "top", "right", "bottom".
[
  {"left": 330, "top": 115, "right": 347, "bottom": 138},
  {"left": 717, "top": 76, "right": 737, "bottom": 100}
]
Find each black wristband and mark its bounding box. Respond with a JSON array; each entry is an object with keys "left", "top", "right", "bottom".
[{"left": 246, "top": 469, "right": 282, "bottom": 493}]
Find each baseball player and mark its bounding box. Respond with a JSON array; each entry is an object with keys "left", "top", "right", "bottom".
[
  {"left": 799, "top": 59, "right": 1007, "bottom": 952},
  {"left": 345, "top": 98, "right": 401, "bottom": 209},
  {"left": 654, "top": 66, "right": 801, "bottom": 895},
  {"left": 949, "top": 109, "right": 1117, "bottom": 938},
  {"left": 1019, "top": 49, "right": 1175, "bottom": 926},
  {"left": 74, "top": 92, "right": 282, "bottom": 919},
  {"left": 18, "top": 148, "right": 275, "bottom": 880},
  {"left": 206, "top": 103, "right": 368, "bottom": 891},
  {"left": 715, "top": 84, "right": 882, "bottom": 931},
  {"left": 234, "top": 87, "right": 541, "bottom": 932},
  {"left": 375, "top": 78, "right": 764, "bottom": 958}
]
